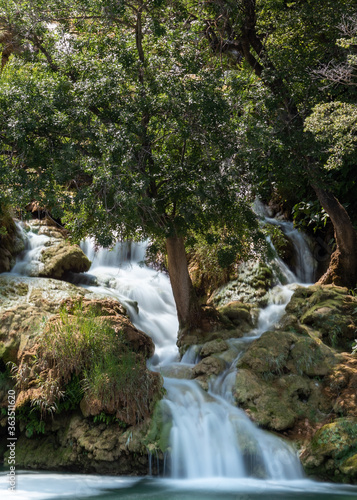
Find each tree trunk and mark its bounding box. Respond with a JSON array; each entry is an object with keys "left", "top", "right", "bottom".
[
  {"left": 165, "top": 236, "right": 202, "bottom": 330},
  {"left": 312, "top": 185, "right": 357, "bottom": 287}
]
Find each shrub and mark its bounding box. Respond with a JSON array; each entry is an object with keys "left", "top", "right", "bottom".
[{"left": 14, "top": 302, "right": 163, "bottom": 426}]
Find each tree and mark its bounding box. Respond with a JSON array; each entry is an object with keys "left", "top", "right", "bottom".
[
  {"left": 0, "top": 0, "right": 261, "bottom": 329},
  {"left": 304, "top": 15, "right": 357, "bottom": 285},
  {"left": 184, "top": 0, "right": 357, "bottom": 287}
]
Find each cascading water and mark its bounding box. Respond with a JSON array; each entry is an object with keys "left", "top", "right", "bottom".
[
  {"left": 10, "top": 220, "right": 307, "bottom": 480},
  {"left": 76, "top": 225, "right": 311, "bottom": 480},
  {"left": 4, "top": 220, "right": 357, "bottom": 499}
]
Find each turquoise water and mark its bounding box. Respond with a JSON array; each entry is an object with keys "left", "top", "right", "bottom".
[{"left": 1, "top": 473, "right": 357, "bottom": 500}]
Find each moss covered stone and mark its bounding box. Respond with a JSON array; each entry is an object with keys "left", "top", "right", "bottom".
[
  {"left": 301, "top": 418, "right": 357, "bottom": 483},
  {"left": 39, "top": 241, "right": 91, "bottom": 279},
  {"left": 200, "top": 339, "right": 229, "bottom": 357},
  {"left": 234, "top": 326, "right": 338, "bottom": 431},
  {"left": 209, "top": 261, "right": 274, "bottom": 308},
  {"left": 285, "top": 285, "right": 357, "bottom": 351}
]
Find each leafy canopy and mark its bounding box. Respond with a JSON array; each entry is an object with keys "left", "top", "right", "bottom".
[{"left": 0, "top": 0, "right": 260, "bottom": 249}]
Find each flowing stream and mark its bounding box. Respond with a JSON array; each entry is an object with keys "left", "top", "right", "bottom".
[{"left": 2, "top": 221, "right": 357, "bottom": 499}]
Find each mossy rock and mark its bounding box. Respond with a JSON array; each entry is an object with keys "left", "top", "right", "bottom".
[
  {"left": 39, "top": 241, "right": 91, "bottom": 279},
  {"left": 287, "top": 336, "right": 336, "bottom": 377},
  {"left": 5, "top": 412, "right": 156, "bottom": 475},
  {"left": 178, "top": 328, "right": 243, "bottom": 356},
  {"left": 234, "top": 369, "right": 297, "bottom": 431},
  {"left": 234, "top": 368, "right": 333, "bottom": 432},
  {"left": 200, "top": 339, "right": 229, "bottom": 357},
  {"left": 301, "top": 418, "right": 357, "bottom": 483},
  {"left": 233, "top": 327, "right": 338, "bottom": 432},
  {"left": 237, "top": 330, "right": 296, "bottom": 375},
  {"left": 284, "top": 285, "right": 357, "bottom": 351},
  {"left": 144, "top": 401, "right": 172, "bottom": 453},
  {"left": 193, "top": 355, "right": 227, "bottom": 378},
  {"left": 209, "top": 261, "right": 274, "bottom": 308},
  {"left": 218, "top": 301, "right": 259, "bottom": 329}
]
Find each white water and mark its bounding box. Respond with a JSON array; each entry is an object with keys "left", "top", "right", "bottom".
[
  {"left": 3, "top": 223, "right": 357, "bottom": 498},
  {"left": 10, "top": 226, "right": 51, "bottom": 277},
  {"left": 8, "top": 221, "right": 310, "bottom": 480},
  {"left": 76, "top": 224, "right": 311, "bottom": 479}
]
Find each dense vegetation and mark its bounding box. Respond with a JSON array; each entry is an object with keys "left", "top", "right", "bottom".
[{"left": 0, "top": 0, "right": 356, "bottom": 328}]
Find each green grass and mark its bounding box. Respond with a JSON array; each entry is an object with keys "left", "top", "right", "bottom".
[{"left": 14, "top": 301, "right": 163, "bottom": 428}]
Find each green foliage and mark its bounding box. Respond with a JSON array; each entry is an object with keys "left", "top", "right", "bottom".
[
  {"left": 23, "top": 302, "right": 162, "bottom": 425},
  {"left": 55, "top": 375, "right": 84, "bottom": 412},
  {"left": 352, "top": 339, "right": 357, "bottom": 356},
  {"left": 187, "top": 224, "right": 265, "bottom": 295},
  {"left": 38, "top": 302, "right": 119, "bottom": 382},
  {"left": 292, "top": 200, "right": 330, "bottom": 233},
  {"left": 305, "top": 102, "right": 357, "bottom": 170},
  {"left": 17, "top": 404, "right": 46, "bottom": 437},
  {"left": 92, "top": 411, "right": 127, "bottom": 427},
  {"left": 0, "top": 1, "right": 260, "bottom": 250}
]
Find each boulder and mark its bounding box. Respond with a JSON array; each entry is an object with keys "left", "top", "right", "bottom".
[
  {"left": 218, "top": 301, "right": 259, "bottom": 331},
  {"left": 209, "top": 261, "right": 274, "bottom": 308},
  {"left": 39, "top": 241, "right": 91, "bottom": 279},
  {"left": 300, "top": 418, "right": 357, "bottom": 483},
  {"left": 200, "top": 339, "right": 229, "bottom": 357},
  {"left": 284, "top": 284, "right": 357, "bottom": 351},
  {"left": 234, "top": 328, "right": 338, "bottom": 432}
]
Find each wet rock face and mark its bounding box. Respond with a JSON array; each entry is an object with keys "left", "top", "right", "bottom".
[
  {"left": 5, "top": 413, "right": 156, "bottom": 475},
  {"left": 300, "top": 418, "right": 357, "bottom": 483},
  {"left": 17, "top": 219, "right": 91, "bottom": 279},
  {"left": 0, "top": 212, "right": 25, "bottom": 273}
]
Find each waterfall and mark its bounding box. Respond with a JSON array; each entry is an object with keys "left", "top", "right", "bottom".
[
  {"left": 253, "top": 198, "right": 316, "bottom": 284},
  {"left": 9, "top": 219, "right": 314, "bottom": 481},
  {"left": 10, "top": 222, "right": 51, "bottom": 277},
  {"left": 77, "top": 230, "right": 312, "bottom": 480}
]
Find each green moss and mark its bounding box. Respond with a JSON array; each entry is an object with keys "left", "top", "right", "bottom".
[
  {"left": 144, "top": 402, "right": 172, "bottom": 453},
  {"left": 15, "top": 302, "right": 163, "bottom": 427}
]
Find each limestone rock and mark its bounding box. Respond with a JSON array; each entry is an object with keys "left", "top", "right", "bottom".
[
  {"left": 234, "top": 327, "right": 338, "bottom": 432},
  {"left": 0, "top": 275, "right": 161, "bottom": 429},
  {"left": 300, "top": 418, "right": 357, "bottom": 483},
  {"left": 200, "top": 339, "right": 229, "bottom": 357},
  {"left": 218, "top": 301, "right": 259, "bottom": 331},
  {"left": 4, "top": 412, "right": 156, "bottom": 475},
  {"left": 284, "top": 284, "right": 357, "bottom": 351},
  {"left": 39, "top": 241, "right": 91, "bottom": 279},
  {"left": 209, "top": 261, "right": 274, "bottom": 308},
  {"left": 193, "top": 356, "right": 226, "bottom": 379}
]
